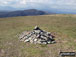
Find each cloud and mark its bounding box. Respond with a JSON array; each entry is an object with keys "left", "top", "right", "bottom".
[
  {"left": 20, "top": 0, "right": 26, "bottom": 4},
  {"left": 0, "top": 0, "right": 26, "bottom": 8},
  {"left": 26, "top": 0, "right": 76, "bottom": 5},
  {"left": 0, "top": 0, "right": 76, "bottom": 9},
  {"left": 55, "top": 0, "right": 76, "bottom": 5},
  {"left": 0, "top": 0, "right": 76, "bottom": 6}
]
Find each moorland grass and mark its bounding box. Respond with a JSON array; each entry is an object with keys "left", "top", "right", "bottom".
[{"left": 0, "top": 14, "right": 76, "bottom": 57}]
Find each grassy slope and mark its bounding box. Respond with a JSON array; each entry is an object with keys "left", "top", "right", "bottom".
[{"left": 0, "top": 14, "right": 76, "bottom": 57}]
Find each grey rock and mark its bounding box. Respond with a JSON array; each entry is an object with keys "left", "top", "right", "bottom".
[
  {"left": 19, "top": 26, "right": 55, "bottom": 44},
  {"left": 41, "top": 36, "right": 48, "bottom": 40},
  {"left": 51, "top": 41, "right": 56, "bottom": 44},
  {"left": 34, "top": 26, "right": 40, "bottom": 30},
  {"left": 41, "top": 42, "right": 47, "bottom": 44},
  {"left": 47, "top": 32, "right": 51, "bottom": 35},
  {"left": 47, "top": 41, "right": 51, "bottom": 44},
  {"left": 34, "top": 30, "right": 41, "bottom": 34},
  {"left": 24, "top": 39, "right": 30, "bottom": 42},
  {"left": 33, "top": 38, "right": 36, "bottom": 41}
]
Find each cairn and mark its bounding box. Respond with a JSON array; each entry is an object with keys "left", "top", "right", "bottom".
[{"left": 19, "top": 26, "right": 55, "bottom": 44}]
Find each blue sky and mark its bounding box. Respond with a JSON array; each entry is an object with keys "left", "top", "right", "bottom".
[{"left": 0, "top": 0, "right": 76, "bottom": 13}]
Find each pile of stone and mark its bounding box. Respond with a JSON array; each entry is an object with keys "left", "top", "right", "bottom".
[{"left": 19, "top": 26, "right": 55, "bottom": 44}]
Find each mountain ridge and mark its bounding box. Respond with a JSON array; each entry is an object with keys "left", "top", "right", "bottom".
[{"left": 0, "top": 9, "right": 47, "bottom": 18}]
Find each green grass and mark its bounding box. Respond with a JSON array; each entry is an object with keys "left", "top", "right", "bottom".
[{"left": 0, "top": 14, "right": 76, "bottom": 57}]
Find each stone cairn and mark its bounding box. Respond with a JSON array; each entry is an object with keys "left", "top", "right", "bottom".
[{"left": 19, "top": 26, "right": 55, "bottom": 44}]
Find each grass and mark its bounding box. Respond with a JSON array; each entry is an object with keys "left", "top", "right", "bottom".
[{"left": 0, "top": 14, "right": 76, "bottom": 57}]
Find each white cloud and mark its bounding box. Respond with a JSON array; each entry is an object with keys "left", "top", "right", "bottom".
[
  {"left": 26, "top": 0, "right": 76, "bottom": 5},
  {"left": 53, "top": 0, "right": 76, "bottom": 5},
  {"left": 0, "top": 0, "right": 27, "bottom": 8},
  {"left": 20, "top": 0, "right": 26, "bottom": 4},
  {"left": 0, "top": 0, "right": 76, "bottom": 9}
]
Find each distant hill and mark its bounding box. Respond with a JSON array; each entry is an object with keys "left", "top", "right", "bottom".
[{"left": 0, "top": 9, "right": 47, "bottom": 18}]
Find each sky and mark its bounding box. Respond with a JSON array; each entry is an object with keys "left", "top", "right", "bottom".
[
  {"left": 0, "top": 0, "right": 76, "bottom": 13},
  {"left": 0, "top": 0, "right": 76, "bottom": 7}
]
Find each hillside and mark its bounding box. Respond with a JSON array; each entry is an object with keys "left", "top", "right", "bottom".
[
  {"left": 0, "top": 9, "right": 46, "bottom": 18},
  {"left": 0, "top": 14, "right": 76, "bottom": 57}
]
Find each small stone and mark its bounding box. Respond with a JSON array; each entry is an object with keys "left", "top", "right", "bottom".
[
  {"left": 34, "top": 39, "right": 38, "bottom": 42},
  {"left": 41, "top": 42, "right": 47, "bottom": 44},
  {"left": 51, "top": 41, "right": 56, "bottom": 44},
  {"left": 37, "top": 34, "right": 40, "bottom": 38},
  {"left": 34, "top": 26, "right": 40, "bottom": 30},
  {"left": 37, "top": 41, "right": 42, "bottom": 44},
  {"left": 49, "top": 36, "right": 53, "bottom": 39},
  {"left": 47, "top": 32, "right": 51, "bottom": 35},
  {"left": 41, "top": 36, "right": 48, "bottom": 40},
  {"left": 47, "top": 41, "right": 51, "bottom": 44},
  {"left": 32, "top": 31, "right": 35, "bottom": 34},
  {"left": 20, "top": 37, "right": 26, "bottom": 41},
  {"left": 24, "top": 39, "right": 30, "bottom": 42},
  {"left": 34, "top": 30, "right": 41, "bottom": 34}
]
